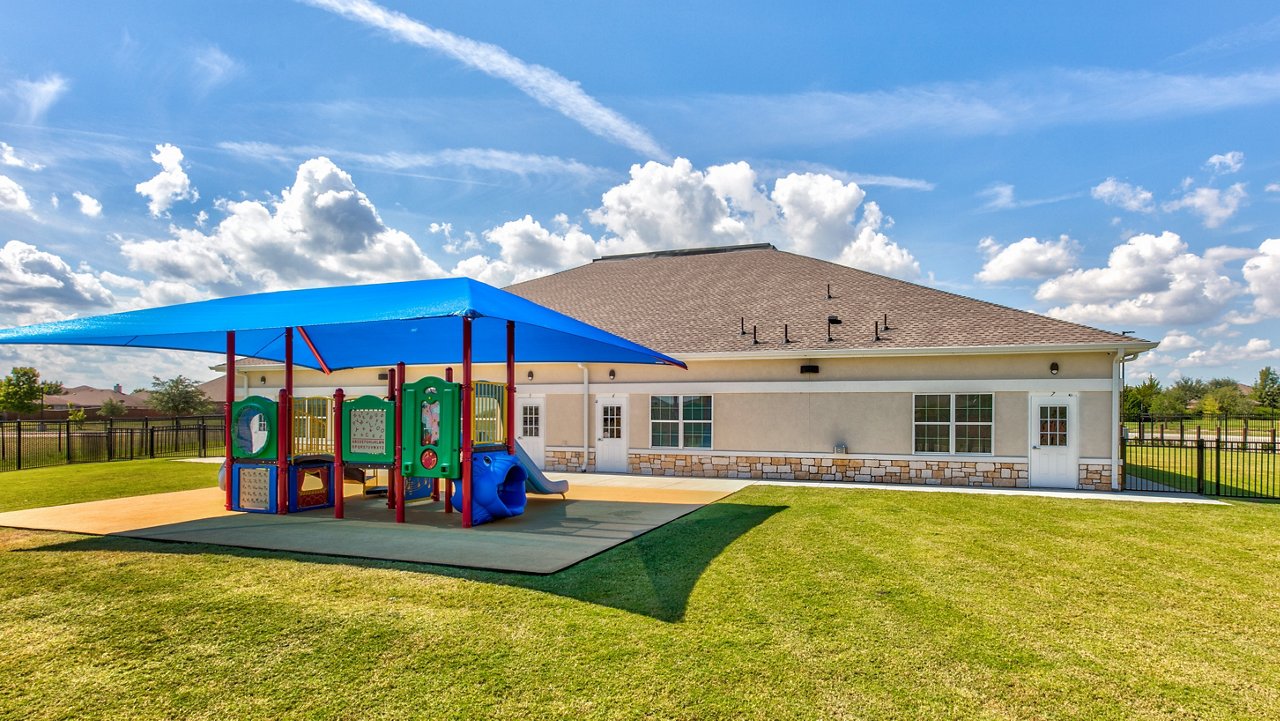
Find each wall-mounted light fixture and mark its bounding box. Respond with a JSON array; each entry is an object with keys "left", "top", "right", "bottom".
[
  {"left": 259, "top": 375, "right": 267, "bottom": 385},
  {"left": 608, "top": 369, "right": 616, "bottom": 381},
  {"left": 527, "top": 370, "right": 534, "bottom": 382},
  {"left": 377, "top": 372, "right": 388, "bottom": 381},
  {"left": 1049, "top": 362, "right": 1060, "bottom": 376}
]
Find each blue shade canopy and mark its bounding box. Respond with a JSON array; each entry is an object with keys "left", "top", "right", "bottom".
[{"left": 0, "top": 277, "right": 687, "bottom": 371}]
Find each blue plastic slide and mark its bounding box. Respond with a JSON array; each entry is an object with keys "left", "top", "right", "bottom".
[
  {"left": 451, "top": 451, "right": 529, "bottom": 525},
  {"left": 516, "top": 442, "right": 570, "bottom": 495}
]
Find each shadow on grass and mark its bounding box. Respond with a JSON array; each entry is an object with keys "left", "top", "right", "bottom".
[{"left": 15, "top": 501, "right": 786, "bottom": 622}]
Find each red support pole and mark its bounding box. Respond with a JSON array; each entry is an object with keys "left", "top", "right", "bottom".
[
  {"left": 333, "top": 388, "right": 345, "bottom": 519},
  {"left": 224, "top": 331, "right": 235, "bottom": 510},
  {"left": 278, "top": 327, "right": 294, "bottom": 514},
  {"left": 276, "top": 388, "right": 288, "bottom": 513},
  {"left": 395, "top": 361, "right": 406, "bottom": 524},
  {"left": 506, "top": 320, "right": 516, "bottom": 457},
  {"left": 461, "top": 316, "right": 474, "bottom": 528},
  {"left": 387, "top": 367, "right": 397, "bottom": 510},
  {"left": 386, "top": 366, "right": 396, "bottom": 512},
  {"left": 443, "top": 365, "right": 453, "bottom": 512}
]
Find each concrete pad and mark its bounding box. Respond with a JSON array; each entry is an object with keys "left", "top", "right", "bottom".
[{"left": 0, "top": 480, "right": 740, "bottom": 574}]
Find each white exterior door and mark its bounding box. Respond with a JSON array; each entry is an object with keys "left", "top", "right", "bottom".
[
  {"left": 594, "top": 396, "right": 629, "bottom": 473},
  {"left": 1029, "top": 394, "right": 1078, "bottom": 488},
  {"left": 516, "top": 396, "right": 545, "bottom": 470}
]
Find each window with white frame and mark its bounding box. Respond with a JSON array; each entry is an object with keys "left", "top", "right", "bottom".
[
  {"left": 650, "top": 395, "right": 712, "bottom": 449},
  {"left": 913, "top": 393, "right": 993, "bottom": 454}
]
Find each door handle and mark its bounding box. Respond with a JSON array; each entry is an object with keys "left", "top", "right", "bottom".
[{"left": 1032, "top": 445, "right": 1040, "bottom": 449}]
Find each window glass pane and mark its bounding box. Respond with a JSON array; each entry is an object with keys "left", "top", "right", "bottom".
[
  {"left": 651, "top": 421, "right": 679, "bottom": 447},
  {"left": 914, "top": 394, "right": 951, "bottom": 423},
  {"left": 1038, "top": 405, "right": 1067, "bottom": 446},
  {"left": 650, "top": 395, "right": 679, "bottom": 421},
  {"left": 955, "top": 424, "right": 992, "bottom": 454},
  {"left": 914, "top": 423, "right": 950, "bottom": 453},
  {"left": 683, "top": 422, "right": 712, "bottom": 448},
  {"left": 955, "top": 394, "right": 993, "bottom": 423},
  {"left": 682, "top": 395, "right": 712, "bottom": 421}
]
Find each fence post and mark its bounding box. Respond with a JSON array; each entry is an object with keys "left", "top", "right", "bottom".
[
  {"left": 15, "top": 421, "right": 22, "bottom": 471},
  {"left": 148, "top": 427, "right": 155, "bottom": 458},
  {"left": 106, "top": 418, "right": 114, "bottom": 461},
  {"left": 1196, "top": 438, "right": 1205, "bottom": 495},
  {"left": 66, "top": 420, "right": 72, "bottom": 463},
  {"left": 199, "top": 420, "right": 207, "bottom": 457}
]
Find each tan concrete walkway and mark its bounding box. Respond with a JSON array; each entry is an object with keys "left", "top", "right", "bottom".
[{"left": 0, "top": 474, "right": 744, "bottom": 574}]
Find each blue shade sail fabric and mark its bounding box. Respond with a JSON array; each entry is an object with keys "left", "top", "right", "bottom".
[{"left": 0, "top": 277, "right": 686, "bottom": 371}]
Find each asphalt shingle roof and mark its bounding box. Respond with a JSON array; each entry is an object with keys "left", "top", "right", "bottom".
[{"left": 506, "top": 245, "right": 1146, "bottom": 354}]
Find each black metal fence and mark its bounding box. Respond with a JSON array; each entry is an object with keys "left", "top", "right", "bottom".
[
  {"left": 1123, "top": 414, "right": 1279, "bottom": 443},
  {"left": 1121, "top": 435, "right": 1279, "bottom": 499},
  {"left": 0, "top": 416, "right": 225, "bottom": 473}
]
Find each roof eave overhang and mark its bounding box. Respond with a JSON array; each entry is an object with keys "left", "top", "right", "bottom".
[
  {"left": 668, "top": 341, "right": 1159, "bottom": 362},
  {"left": 212, "top": 341, "right": 1159, "bottom": 372}
]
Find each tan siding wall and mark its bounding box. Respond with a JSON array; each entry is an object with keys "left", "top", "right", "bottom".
[
  {"left": 994, "top": 392, "right": 1028, "bottom": 456},
  {"left": 1079, "top": 391, "right": 1112, "bottom": 458}
]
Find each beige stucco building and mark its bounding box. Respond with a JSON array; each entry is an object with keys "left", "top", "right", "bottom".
[{"left": 225, "top": 245, "right": 1157, "bottom": 491}]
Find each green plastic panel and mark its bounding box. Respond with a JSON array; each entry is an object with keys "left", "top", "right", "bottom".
[
  {"left": 231, "top": 395, "right": 277, "bottom": 460},
  {"left": 342, "top": 395, "right": 396, "bottom": 465},
  {"left": 401, "top": 376, "right": 461, "bottom": 479}
]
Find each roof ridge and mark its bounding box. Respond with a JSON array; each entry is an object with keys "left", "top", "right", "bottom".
[{"left": 594, "top": 243, "right": 775, "bottom": 263}]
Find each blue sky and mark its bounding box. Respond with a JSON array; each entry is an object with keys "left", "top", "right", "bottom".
[{"left": 2, "top": 0, "right": 1279, "bottom": 390}]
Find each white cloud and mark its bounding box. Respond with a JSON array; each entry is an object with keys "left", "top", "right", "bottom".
[
  {"left": 578, "top": 158, "right": 920, "bottom": 278},
  {"left": 121, "top": 156, "right": 445, "bottom": 291},
  {"left": 976, "top": 235, "right": 1078, "bottom": 283},
  {"left": 978, "top": 183, "right": 1016, "bottom": 210},
  {"left": 1090, "top": 177, "right": 1154, "bottom": 212},
  {"left": 1183, "top": 338, "right": 1280, "bottom": 368},
  {"left": 1242, "top": 238, "right": 1280, "bottom": 316},
  {"left": 453, "top": 215, "right": 597, "bottom": 286},
  {"left": 1038, "top": 231, "right": 1242, "bottom": 325},
  {"left": 190, "top": 45, "right": 241, "bottom": 92},
  {"left": 3, "top": 74, "right": 69, "bottom": 123},
  {"left": 1205, "top": 151, "right": 1244, "bottom": 174},
  {"left": 1158, "top": 329, "right": 1201, "bottom": 351},
  {"left": 0, "top": 174, "right": 35, "bottom": 217},
  {"left": 669, "top": 68, "right": 1280, "bottom": 146},
  {"left": 303, "top": 0, "right": 667, "bottom": 159},
  {"left": 1266, "top": 182, "right": 1280, "bottom": 193},
  {"left": 588, "top": 158, "right": 753, "bottom": 253},
  {"left": 71, "top": 191, "right": 102, "bottom": 218},
  {"left": 134, "top": 143, "right": 198, "bottom": 217},
  {"left": 219, "top": 141, "right": 606, "bottom": 180},
  {"left": 429, "top": 222, "right": 481, "bottom": 254},
  {"left": 0, "top": 141, "right": 43, "bottom": 170},
  {"left": 1162, "top": 182, "right": 1247, "bottom": 228},
  {"left": 0, "top": 240, "right": 113, "bottom": 323},
  {"left": 49, "top": 193, "right": 59, "bottom": 209}
]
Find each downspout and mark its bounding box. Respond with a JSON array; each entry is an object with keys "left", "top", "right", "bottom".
[
  {"left": 578, "top": 363, "right": 589, "bottom": 472},
  {"left": 1111, "top": 351, "right": 1122, "bottom": 491}
]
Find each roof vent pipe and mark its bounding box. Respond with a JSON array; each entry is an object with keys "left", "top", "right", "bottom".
[
  {"left": 826, "top": 283, "right": 833, "bottom": 300},
  {"left": 752, "top": 325, "right": 759, "bottom": 345},
  {"left": 783, "top": 324, "right": 791, "bottom": 344},
  {"left": 882, "top": 313, "right": 890, "bottom": 330},
  {"left": 874, "top": 321, "right": 881, "bottom": 342},
  {"left": 740, "top": 317, "right": 746, "bottom": 336}
]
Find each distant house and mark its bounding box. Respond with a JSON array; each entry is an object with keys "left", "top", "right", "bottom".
[
  {"left": 218, "top": 245, "right": 1158, "bottom": 491},
  {"left": 44, "top": 384, "right": 149, "bottom": 412}
]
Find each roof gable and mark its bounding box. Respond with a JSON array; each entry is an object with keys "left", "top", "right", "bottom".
[{"left": 506, "top": 245, "right": 1147, "bottom": 355}]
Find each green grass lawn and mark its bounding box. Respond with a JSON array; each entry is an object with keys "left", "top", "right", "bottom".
[
  {"left": 0, "top": 459, "right": 218, "bottom": 513},
  {"left": 2, "top": 462, "right": 1279, "bottom": 719},
  {"left": 1124, "top": 445, "right": 1280, "bottom": 497}
]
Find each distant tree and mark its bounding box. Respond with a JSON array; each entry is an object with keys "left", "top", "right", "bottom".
[
  {"left": 97, "top": 397, "right": 128, "bottom": 418},
  {"left": 1150, "top": 391, "right": 1187, "bottom": 417},
  {"left": 0, "top": 367, "right": 64, "bottom": 414},
  {"left": 1205, "top": 377, "right": 1239, "bottom": 392},
  {"left": 1123, "top": 376, "right": 1162, "bottom": 417},
  {"left": 67, "top": 405, "right": 86, "bottom": 429},
  {"left": 1171, "top": 377, "right": 1208, "bottom": 403},
  {"left": 146, "top": 375, "right": 212, "bottom": 416},
  {"left": 1253, "top": 367, "right": 1280, "bottom": 411},
  {"left": 1202, "top": 385, "right": 1249, "bottom": 417}
]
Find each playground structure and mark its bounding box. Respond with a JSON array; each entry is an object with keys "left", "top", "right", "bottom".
[
  {"left": 223, "top": 320, "right": 549, "bottom": 527},
  {"left": 0, "top": 276, "right": 685, "bottom": 529}
]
